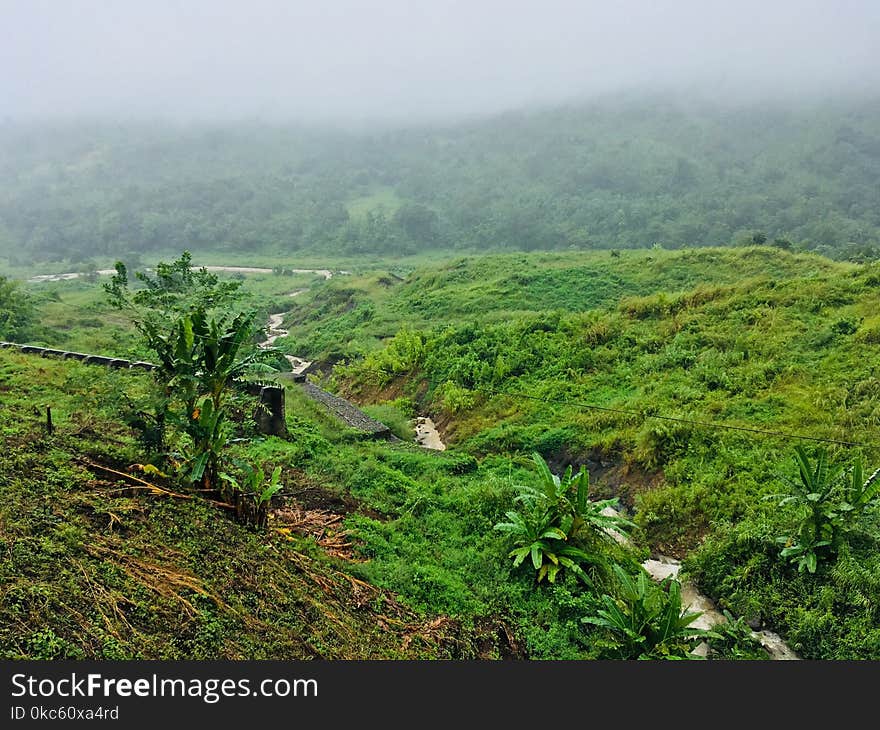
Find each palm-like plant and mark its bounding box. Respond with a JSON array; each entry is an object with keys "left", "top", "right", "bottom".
[
  {"left": 776, "top": 446, "right": 840, "bottom": 573},
  {"left": 525, "top": 452, "right": 634, "bottom": 542},
  {"left": 494, "top": 507, "right": 597, "bottom": 584},
  {"left": 494, "top": 452, "right": 634, "bottom": 584},
  {"left": 769, "top": 446, "right": 880, "bottom": 573},
  {"left": 582, "top": 564, "right": 715, "bottom": 659},
  {"left": 839, "top": 457, "right": 880, "bottom": 521},
  {"left": 220, "top": 464, "right": 283, "bottom": 527},
  {"left": 148, "top": 308, "right": 276, "bottom": 489}
]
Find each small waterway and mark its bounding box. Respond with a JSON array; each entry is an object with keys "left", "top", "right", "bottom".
[
  {"left": 413, "top": 416, "right": 446, "bottom": 451},
  {"left": 28, "top": 269, "right": 117, "bottom": 283},
  {"left": 259, "top": 311, "right": 312, "bottom": 376},
  {"left": 641, "top": 555, "right": 799, "bottom": 660},
  {"left": 599, "top": 506, "right": 798, "bottom": 659}
]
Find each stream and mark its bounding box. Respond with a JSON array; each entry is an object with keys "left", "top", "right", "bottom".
[
  {"left": 603, "top": 507, "right": 798, "bottom": 659},
  {"left": 641, "top": 556, "right": 798, "bottom": 659},
  {"left": 259, "top": 310, "right": 313, "bottom": 375},
  {"left": 28, "top": 262, "right": 797, "bottom": 657},
  {"left": 414, "top": 417, "right": 446, "bottom": 450}
]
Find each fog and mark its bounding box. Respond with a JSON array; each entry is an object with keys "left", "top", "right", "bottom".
[{"left": 1, "top": 0, "right": 879, "bottom": 123}]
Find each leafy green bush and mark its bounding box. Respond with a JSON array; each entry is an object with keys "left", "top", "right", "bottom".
[
  {"left": 582, "top": 564, "right": 716, "bottom": 660},
  {"left": 768, "top": 447, "right": 880, "bottom": 573},
  {"left": 705, "top": 611, "right": 770, "bottom": 660},
  {"left": 494, "top": 453, "right": 633, "bottom": 584},
  {"left": 0, "top": 276, "right": 34, "bottom": 340}
]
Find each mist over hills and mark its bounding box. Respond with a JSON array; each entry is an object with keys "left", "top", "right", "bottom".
[{"left": 1, "top": 94, "right": 879, "bottom": 266}]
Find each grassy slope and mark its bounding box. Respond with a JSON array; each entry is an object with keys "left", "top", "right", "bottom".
[
  {"left": 7, "top": 246, "right": 880, "bottom": 659},
  {"left": 306, "top": 246, "right": 880, "bottom": 658},
  {"left": 282, "top": 247, "right": 843, "bottom": 360},
  {"left": 322, "top": 247, "right": 872, "bottom": 518},
  {"left": 1, "top": 347, "right": 639, "bottom": 661},
  {"left": 0, "top": 351, "right": 493, "bottom": 659}
]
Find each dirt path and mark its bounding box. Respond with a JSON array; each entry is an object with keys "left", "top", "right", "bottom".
[{"left": 28, "top": 265, "right": 338, "bottom": 283}]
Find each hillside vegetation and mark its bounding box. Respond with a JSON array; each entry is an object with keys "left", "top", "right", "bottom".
[
  {"left": 313, "top": 247, "right": 880, "bottom": 657},
  {"left": 1, "top": 95, "right": 879, "bottom": 268},
  {"left": 3, "top": 246, "right": 880, "bottom": 659}
]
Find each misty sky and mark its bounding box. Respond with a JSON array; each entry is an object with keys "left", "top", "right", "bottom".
[{"left": 1, "top": 0, "right": 878, "bottom": 122}]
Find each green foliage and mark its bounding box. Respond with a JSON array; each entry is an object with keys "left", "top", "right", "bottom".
[
  {"left": 769, "top": 447, "right": 880, "bottom": 573},
  {"left": 219, "top": 463, "right": 283, "bottom": 528},
  {"left": 360, "top": 328, "right": 425, "bottom": 382},
  {"left": 360, "top": 402, "right": 416, "bottom": 441},
  {"left": 705, "top": 611, "right": 770, "bottom": 660},
  {"left": 437, "top": 380, "right": 476, "bottom": 415},
  {"left": 104, "top": 250, "right": 243, "bottom": 318},
  {"left": 4, "top": 100, "right": 880, "bottom": 262},
  {"left": 583, "top": 564, "right": 715, "bottom": 660},
  {"left": 14, "top": 243, "right": 880, "bottom": 660},
  {"left": 0, "top": 276, "right": 34, "bottom": 340},
  {"left": 685, "top": 515, "right": 880, "bottom": 659},
  {"left": 104, "top": 252, "right": 277, "bottom": 511},
  {"left": 494, "top": 452, "right": 633, "bottom": 584},
  {"left": 0, "top": 351, "right": 472, "bottom": 659}
]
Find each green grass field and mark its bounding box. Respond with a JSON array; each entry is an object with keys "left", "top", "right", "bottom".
[{"left": 4, "top": 245, "right": 880, "bottom": 659}]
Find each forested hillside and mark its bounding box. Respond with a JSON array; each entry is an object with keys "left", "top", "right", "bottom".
[{"left": 2, "top": 94, "right": 879, "bottom": 265}]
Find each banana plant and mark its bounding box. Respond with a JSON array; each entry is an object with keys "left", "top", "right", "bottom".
[
  {"left": 520, "top": 452, "right": 634, "bottom": 543},
  {"left": 494, "top": 508, "right": 597, "bottom": 584},
  {"left": 219, "top": 464, "right": 283, "bottom": 528},
  {"left": 768, "top": 446, "right": 842, "bottom": 573},
  {"left": 839, "top": 457, "right": 880, "bottom": 518},
  {"left": 183, "top": 394, "right": 230, "bottom": 489},
  {"left": 148, "top": 307, "right": 276, "bottom": 490},
  {"left": 582, "top": 564, "right": 716, "bottom": 659},
  {"left": 767, "top": 446, "right": 880, "bottom": 573},
  {"left": 494, "top": 452, "right": 634, "bottom": 584}
]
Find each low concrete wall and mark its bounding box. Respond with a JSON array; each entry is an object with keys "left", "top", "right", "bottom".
[
  {"left": 0, "top": 341, "right": 285, "bottom": 436},
  {"left": 2, "top": 340, "right": 394, "bottom": 441}
]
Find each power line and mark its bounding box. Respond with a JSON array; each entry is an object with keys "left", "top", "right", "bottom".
[
  {"left": 475, "top": 386, "right": 868, "bottom": 448},
  {"left": 349, "top": 366, "right": 868, "bottom": 448}
]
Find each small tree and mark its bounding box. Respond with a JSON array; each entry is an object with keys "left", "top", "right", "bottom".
[
  {"left": 105, "top": 252, "right": 277, "bottom": 494},
  {"left": 0, "top": 276, "right": 34, "bottom": 341}
]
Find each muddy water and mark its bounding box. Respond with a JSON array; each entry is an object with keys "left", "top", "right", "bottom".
[
  {"left": 642, "top": 555, "right": 799, "bottom": 660},
  {"left": 201, "top": 266, "right": 334, "bottom": 280},
  {"left": 28, "top": 269, "right": 117, "bottom": 283},
  {"left": 414, "top": 416, "right": 446, "bottom": 451},
  {"left": 259, "top": 312, "right": 313, "bottom": 376}
]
